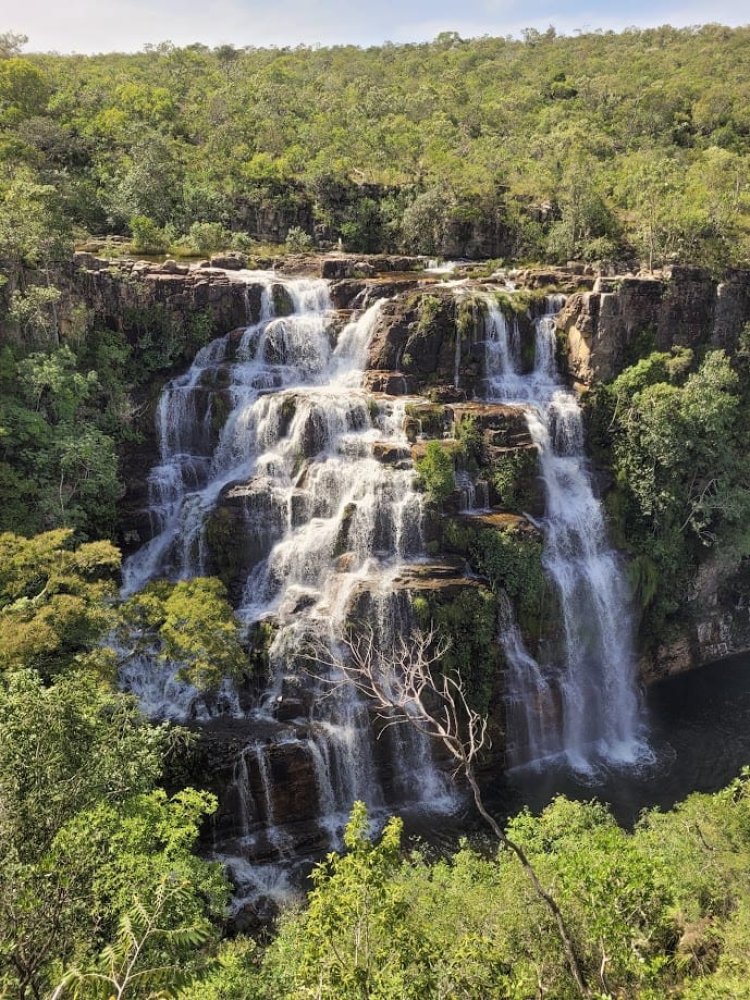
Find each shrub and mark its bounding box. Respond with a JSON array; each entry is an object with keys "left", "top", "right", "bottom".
[
  {"left": 415, "top": 441, "right": 455, "bottom": 504},
  {"left": 285, "top": 225, "right": 314, "bottom": 252},
  {"left": 129, "top": 215, "right": 168, "bottom": 254},
  {"left": 187, "top": 220, "right": 229, "bottom": 255}
]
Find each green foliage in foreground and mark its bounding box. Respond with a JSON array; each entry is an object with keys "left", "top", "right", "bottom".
[
  {"left": 179, "top": 776, "right": 750, "bottom": 1000},
  {"left": 0, "top": 528, "right": 232, "bottom": 999},
  {"left": 3, "top": 525, "right": 750, "bottom": 1000},
  {"left": 0, "top": 528, "right": 120, "bottom": 678},
  {"left": 0, "top": 667, "right": 229, "bottom": 1000},
  {"left": 120, "top": 577, "right": 248, "bottom": 689}
]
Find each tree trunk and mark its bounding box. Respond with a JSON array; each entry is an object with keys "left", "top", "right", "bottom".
[{"left": 466, "top": 769, "right": 590, "bottom": 998}]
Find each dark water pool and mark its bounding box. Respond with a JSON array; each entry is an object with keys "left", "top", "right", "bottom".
[{"left": 486, "top": 652, "right": 750, "bottom": 826}]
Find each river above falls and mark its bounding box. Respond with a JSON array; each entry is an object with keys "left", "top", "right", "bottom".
[{"left": 487, "top": 651, "right": 750, "bottom": 827}]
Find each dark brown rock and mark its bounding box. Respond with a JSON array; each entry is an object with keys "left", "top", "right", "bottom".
[
  {"left": 448, "top": 402, "right": 533, "bottom": 446},
  {"left": 159, "top": 258, "right": 189, "bottom": 275},
  {"left": 510, "top": 266, "right": 595, "bottom": 293},
  {"left": 372, "top": 441, "right": 410, "bottom": 464},
  {"left": 559, "top": 266, "right": 750, "bottom": 384},
  {"left": 70, "top": 255, "right": 256, "bottom": 339},
  {"left": 362, "top": 371, "right": 418, "bottom": 395},
  {"left": 209, "top": 253, "right": 247, "bottom": 270},
  {"left": 641, "top": 557, "right": 750, "bottom": 684}
]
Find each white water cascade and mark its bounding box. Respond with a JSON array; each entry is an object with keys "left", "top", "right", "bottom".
[
  {"left": 483, "top": 296, "right": 646, "bottom": 772},
  {"left": 121, "top": 272, "right": 451, "bottom": 873}
]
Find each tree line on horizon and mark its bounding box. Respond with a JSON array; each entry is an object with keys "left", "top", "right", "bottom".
[{"left": 1, "top": 23, "right": 750, "bottom": 268}]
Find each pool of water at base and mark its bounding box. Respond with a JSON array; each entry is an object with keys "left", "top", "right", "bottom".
[{"left": 482, "top": 651, "right": 750, "bottom": 828}]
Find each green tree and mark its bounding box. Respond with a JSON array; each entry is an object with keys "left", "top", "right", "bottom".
[
  {"left": 0, "top": 57, "right": 49, "bottom": 124},
  {"left": 0, "top": 529, "right": 120, "bottom": 678},
  {"left": 0, "top": 348, "right": 122, "bottom": 536},
  {"left": 592, "top": 348, "right": 750, "bottom": 636},
  {"left": 401, "top": 186, "right": 455, "bottom": 255},
  {"left": 121, "top": 577, "right": 247, "bottom": 689},
  {"left": 50, "top": 790, "right": 227, "bottom": 1000},
  {"left": 0, "top": 669, "right": 168, "bottom": 998},
  {"left": 129, "top": 214, "right": 169, "bottom": 253},
  {"left": 264, "top": 804, "right": 440, "bottom": 999},
  {"left": 0, "top": 171, "right": 70, "bottom": 272}
]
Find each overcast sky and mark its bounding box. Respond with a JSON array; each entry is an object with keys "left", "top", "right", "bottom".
[{"left": 2, "top": 0, "right": 748, "bottom": 54}]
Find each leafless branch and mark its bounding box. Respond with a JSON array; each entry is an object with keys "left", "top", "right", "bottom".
[{"left": 312, "top": 622, "right": 591, "bottom": 998}]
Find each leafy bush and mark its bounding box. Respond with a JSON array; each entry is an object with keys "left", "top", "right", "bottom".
[
  {"left": 186, "top": 220, "right": 230, "bottom": 254},
  {"left": 492, "top": 448, "right": 539, "bottom": 509},
  {"left": 455, "top": 413, "right": 482, "bottom": 469},
  {"left": 285, "top": 225, "right": 314, "bottom": 252},
  {"left": 120, "top": 577, "right": 247, "bottom": 689},
  {"left": 401, "top": 186, "right": 455, "bottom": 256},
  {"left": 415, "top": 440, "right": 455, "bottom": 504},
  {"left": 444, "top": 518, "right": 546, "bottom": 633},
  {"left": 129, "top": 215, "right": 169, "bottom": 253},
  {"left": 241, "top": 775, "right": 750, "bottom": 999},
  {"left": 591, "top": 348, "right": 750, "bottom": 640}
]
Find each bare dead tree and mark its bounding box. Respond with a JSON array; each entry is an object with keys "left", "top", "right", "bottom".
[{"left": 314, "top": 623, "right": 590, "bottom": 998}]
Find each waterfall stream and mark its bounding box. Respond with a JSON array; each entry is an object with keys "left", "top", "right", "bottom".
[
  {"left": 483, "top": 296, "right": 647, "bottom": 772},
  {"left": 118, "top": 268, "right": 648, "bottom": 908},
  {"left": 120, "top": 272, "right": 452, "bottom": 897}
]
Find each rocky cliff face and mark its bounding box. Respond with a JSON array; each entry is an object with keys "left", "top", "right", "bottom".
[
  {"left": 556, "top": 263, "right": 750, "bottom": 683},
  {"left": 60, "top": 249, "right": 750, "bottom": 913},
  {"left": 62, "top": 252, "right": 750, "bottom": 694},
  {"left": 558, "top": 266, "right": 750, "bottom": 384},
  {"left": 89, "top": 254, "right": 556, "bottom": 749},
  {"left": 640, "top": 558, "right": 750, "bottom": 682}
]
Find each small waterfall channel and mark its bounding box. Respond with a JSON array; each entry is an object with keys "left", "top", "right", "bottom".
[
  {"left": 482, "top": 296, "right": 647, "bottom": 772},
  {"left": 120, "top": 272, "right": 453, "bottom": 910}
]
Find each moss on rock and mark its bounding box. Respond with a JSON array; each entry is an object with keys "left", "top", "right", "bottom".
[
  {"left": 412, "top": 584, "right": 500, "bottom": 716},
  {"left": 443, "top": 516, "right": 547, "bottom": 640}
]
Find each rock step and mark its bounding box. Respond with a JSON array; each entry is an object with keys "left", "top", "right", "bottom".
[
  {"left": 362, "top": 370, "right": 418, "bottom": 395},
  {"left": 454, "top": 510, "right": 539, "bottom": 536},
  {"left": 371, "top": 441, "right": 411, "bottom": 464}
]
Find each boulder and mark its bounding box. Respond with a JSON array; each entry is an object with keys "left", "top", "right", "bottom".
[
  {"left": 209, "top": 253, "right": 247, "bottom": 270},
  {"left": 159, "top": 258, "right": 189, "bottom": 275},
  {"left": 371, "top": 441, "right": 410, "bottom": 464},
  {"left": 322, "top": 258, "right": 375, "bottom": 279},
  {"left": 362, "top": 371, "right": 418, "bottom": 395}
]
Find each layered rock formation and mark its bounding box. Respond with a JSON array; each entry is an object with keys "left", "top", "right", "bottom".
[
  {"left": 61, "top": 251, "right": 750, "bottom": 694},
  {"left": 69, "top": 248, "right": 750, "bottom": 919},
  {"left": 559, "top": 265, "right": 750, "bottom": 384}
]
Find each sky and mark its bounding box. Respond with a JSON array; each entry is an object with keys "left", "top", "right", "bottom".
[{"left": 1, "top": 0, "right": 748, "bottom": 54}]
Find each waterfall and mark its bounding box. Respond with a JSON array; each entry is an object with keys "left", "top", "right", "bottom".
[
  {"left": 121, "top": 271, "right": 452, "bottom": 871},
  {"left": 498, "top": 591, "right": 558, "bottom": 768},
  {"left": 483, "top": 295, "right": 646, "bottom": 771}
]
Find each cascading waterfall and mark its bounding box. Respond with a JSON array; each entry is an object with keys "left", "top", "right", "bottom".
[
  {"left": 121, "top": 272, "right": 451, "bottom": 886},
  {"left": 483, "top": 295, "right": 646, "bottom": 771}
]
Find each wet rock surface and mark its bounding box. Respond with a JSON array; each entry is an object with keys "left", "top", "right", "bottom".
[
  {"left": 50, "top": 251, "right": 750, "bottom": 891},
  {"left": 65, "top": 252, "right": 750, "bottom": 687},
  {"left": 642, "top": 558, "right": 750, "bottom": 684}
]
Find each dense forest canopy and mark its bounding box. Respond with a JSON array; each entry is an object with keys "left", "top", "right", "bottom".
[{"left": 1, "top": 23, "right": 750, "bottom": 265}]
